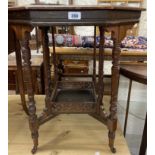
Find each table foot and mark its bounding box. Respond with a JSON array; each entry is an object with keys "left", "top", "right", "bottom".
[
  {"left": 109, "top": 146, "right": 116, "bottom": 153},
  {"left": 108, "top": 130, "right": 116, "bottom": 153},
  {"left": 31, "top": 135, "right": 38, "bottom": 154},
  {"left": 31, "top": 146, "right": 38, "bottom": 154}
]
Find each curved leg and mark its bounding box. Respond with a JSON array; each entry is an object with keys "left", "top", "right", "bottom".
[{"left": 20, "top": 31, "right": 39, "bottom": 154}]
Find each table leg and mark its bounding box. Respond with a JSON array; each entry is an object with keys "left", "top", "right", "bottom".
[
  {"left": 97, "top": 26, "right": 105, "bottom": 114},
  {"left": 51, "top": 26, "right": 58, "bottom": 82},
  {"left": 57, "top": 59, "right": 64, "bottom": 81},
  {"left": 35, "top": 27, "right": 39, "bottom": 53},
  {"left": 20, "top": 31, "right": 39, "bottom": 154},
  {"left": 14, "top": 33, "right": 29, "bottom": 115},
  {"left": 108, "top": 30, "right": 121, "bottom": 153},
  {"left": 124, "top": 79, "right": 132, "bottom": 136},
  {"left": 93, "top": 26, "right": 97, "bottom": 87},
  {"left": 40, "top": 27, "right": 52, "bottom": 113}
]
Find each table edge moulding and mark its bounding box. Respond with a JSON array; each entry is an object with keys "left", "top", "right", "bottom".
[{"left": 8, "top": 5, "right": 145, "bottom": 154}]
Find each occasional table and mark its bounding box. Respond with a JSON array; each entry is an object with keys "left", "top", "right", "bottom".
[{"left": 8, "top": 5, "right": 144, "bottom": 154}]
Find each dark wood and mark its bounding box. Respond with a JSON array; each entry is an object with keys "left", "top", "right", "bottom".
[
  {"left": 41, "top": 27, "right": 52, "bottom": 114},
  {"left": 20, "top": 30, "right": 39, "bottom": 154},
  {"left": 8, "top": 5, "right": 144, "bottom": 154},
  {"left": 8, "top": 5, "right": 144, "bottom": 26},
  {"left": 35, "top": 27, "right": 39, "bottom": 53},
  {"left": 123, "top": 79, "right": 132, "bottom": 136},
  {"left": 120, "top": 64, "right": 147, "bottom": 84},
  {"left": 97, "top": 26, "right": 105, "bottom": 114},
  {"left": 107, "top": 28, "right": 121, "bottom": 153},
  {"left": 51, "top": 26, "right": 58, "bottom": 82},
  {"left": 93, "top": 26, "right": 97, "bottom": 86}
]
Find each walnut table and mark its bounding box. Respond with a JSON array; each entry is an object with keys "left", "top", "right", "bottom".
[{"left": 8, "top": 5, "right": 144, "bottom": 154}]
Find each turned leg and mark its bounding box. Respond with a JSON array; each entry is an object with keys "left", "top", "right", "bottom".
[
  {"left": 107, "top": 30, "right": 121, "bottom": 153},
  {"left": 40, "top": 27, "right": 52, "bottom": 113},
  {"left": 20, "top": 31, "right": 39, "bottom": 154},
  {"left": 97, "top": 26, "right": 105, "bottom": 114},
  {"left": 57, "top": 59, "right": 64, "bottom": 81},
  {"left": 51, "top": 26, "right": 58, "bottom": 82}
]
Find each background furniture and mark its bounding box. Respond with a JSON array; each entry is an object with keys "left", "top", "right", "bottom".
[
  {"left": 8, "top": 54, "right": 44, "bottom": 94},
  {"left": 120, "top": 63, "right": 147, "bottom": 155}
]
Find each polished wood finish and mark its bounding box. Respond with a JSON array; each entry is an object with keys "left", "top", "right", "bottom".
[
  {"left": 8, "top": 5, "right": 144, "bottom": 26},
  {"left": 8, "top": 5, "right": 144, "bottom": 154},
  {"left": 120, "top": 64, "right": 147, "bottom": 84}
]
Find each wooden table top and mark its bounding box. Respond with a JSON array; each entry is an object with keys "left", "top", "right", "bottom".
[
  {"left": 120, "top": 63, "right": 147, "bottom": 84},
  {"left": 8, "top": 5, "right": 145, "bottom": 26}
]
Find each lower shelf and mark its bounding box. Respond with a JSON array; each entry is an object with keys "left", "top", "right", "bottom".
[
  {"left": 55, "top": 89, "right": 95, "bottom": 102},
  {"left": 51, "top": 81, "right": 97, "bottom": 113}
]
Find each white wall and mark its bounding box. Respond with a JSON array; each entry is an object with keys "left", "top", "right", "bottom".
[
  {"left": 16, "top": 0, "right": 34, "bottom": 5},
  {"left": 16, "top": 0, "right": 68, "bottom": 5},
  {"left": 138, "top": 0, "right": 147, "bottom": 37}
]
